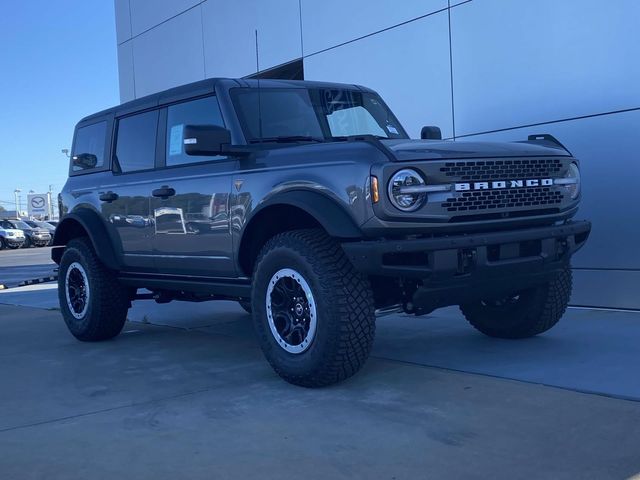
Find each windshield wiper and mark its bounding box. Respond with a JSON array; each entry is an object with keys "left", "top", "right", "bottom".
[
  {"left": 249, "top": 136, "right": 324, "bottom": 144},
  {"left": 331, "top": 135, "right": 388, "bottom": 141}
]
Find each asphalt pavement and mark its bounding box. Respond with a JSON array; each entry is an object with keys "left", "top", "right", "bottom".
[{"left": 0, "top": 246, "right": 56, "bottom": 287}]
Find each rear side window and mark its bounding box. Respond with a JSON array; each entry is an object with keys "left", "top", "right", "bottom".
[
  {"left": 72, "top": 121, "right": 107, "bottom": 172},
  {"left": 115, "top": 110, "right": 159, "bottom": 173},
  {"left": 166, "top": 96, "right": 226, "bottom": 166}
]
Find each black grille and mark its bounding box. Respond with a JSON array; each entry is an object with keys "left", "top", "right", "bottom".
[
  {"left": 442, "top": 187, "right": 564, "bottom": 212},
  {"left": 440, "top": 158, "right": 562, "bottom": 181}
]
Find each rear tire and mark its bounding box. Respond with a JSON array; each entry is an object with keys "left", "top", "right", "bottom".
[
  {"left": 58, "top": 237, "right": 129, "bottom": 341},
  {"left": 252, "top": 229, "right": 376, "bottom": 387},
  {"left": 460, "top": 267, "right": 572, "bottom": 339},
  {"left": 0, "top": 238, "right": 5, "bottom": 250}
]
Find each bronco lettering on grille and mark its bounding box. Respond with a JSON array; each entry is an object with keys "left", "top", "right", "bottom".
[{"left": 454, "top": 178, "right": 553, "bottom": 192}]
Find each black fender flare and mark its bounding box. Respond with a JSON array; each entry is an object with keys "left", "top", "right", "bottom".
[
  {"left": 236, "top": 190, "right": 364, "bottom": 274},
  {"left": 249, "top": 190, "right": 363, "bottom": 239},
  {"left": 51, "top": 209, "right": 121, "bottom": 270}
]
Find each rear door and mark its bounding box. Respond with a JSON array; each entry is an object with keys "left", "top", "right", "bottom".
[
  {"left": 150, "top": 95, "right": 237, "bottom": 277},
  {"left": 101, "top": 110, "right": 159, "bottom": 270}
]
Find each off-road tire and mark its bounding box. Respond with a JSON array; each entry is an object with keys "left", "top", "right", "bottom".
[
  {"left": 58, "top": 237, "right": 129, "bottom": 341},
  {"left": 238, "top": 300, "right": 252, "bottom": 314},
  {"left": 460, "top": 267, "right": 572, "bottom": 339},
  {"left": 252, "top": 229, "right": 376, "bottom": 387}
]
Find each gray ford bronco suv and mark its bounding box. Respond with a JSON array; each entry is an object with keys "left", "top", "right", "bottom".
[{"left": 53, "top": 78, "right": 591, "bottom": 387}]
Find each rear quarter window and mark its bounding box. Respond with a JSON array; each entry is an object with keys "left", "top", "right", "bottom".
[{"left": 72, "top": 121, "right": 107, "bottom": 173}]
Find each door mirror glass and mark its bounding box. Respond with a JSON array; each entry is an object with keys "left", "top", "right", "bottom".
[{"left": 72, "top": 153, "right": 98, "bottom": 169}]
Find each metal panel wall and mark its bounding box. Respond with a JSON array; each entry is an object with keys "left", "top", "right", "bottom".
[
  {"left": 201, "top": 0, "right": 301, "bottom": 79},
  {"left": 130, "top": 6, "right": 205, "bottom": 98},
  {"left": 450, "top": 0, "right": 640, "bottom": 136},
  {"left": 303, "top": 10, "right": 453, "bottom": 139},
  {"left": 299, "top": 0, "right": 446, "bottom": 55}
]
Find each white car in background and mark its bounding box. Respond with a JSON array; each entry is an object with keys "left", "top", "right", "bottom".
[{"left": 0, "top": 225, "right": 26, "bottom": 249}]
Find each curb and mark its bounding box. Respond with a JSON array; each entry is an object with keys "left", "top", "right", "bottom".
[
  {"left": 0, "top": 275, "right": 58, "bottom": 290},
  {"left": 18, "top": 275, "right": 58, "bottom": 287}
]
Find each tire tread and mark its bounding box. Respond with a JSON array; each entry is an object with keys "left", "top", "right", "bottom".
[
  {"left": 253, "top": 229, "right": 375, "bottom": 387},
  {"left": 59, "top": 237, "right": 128, "bottom": 341}
]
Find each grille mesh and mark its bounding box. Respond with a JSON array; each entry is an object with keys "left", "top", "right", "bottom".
[
  {"left": 442, "top": 187, "right": 564, "bottom": 212},
  {"left": 440, "top": 158, "right": 562, "bottom": 181}
]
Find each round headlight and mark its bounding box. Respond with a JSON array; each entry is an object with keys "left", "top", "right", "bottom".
[
  {"left": 564, "top": 162, "right": 581, "bottom": 199},
  {"left": 388, "top": 169, "right": 426, "bottom": 212}
]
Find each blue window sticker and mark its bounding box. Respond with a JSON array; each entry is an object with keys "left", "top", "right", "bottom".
[
  {"left": 387, "top": 124, "right": 399, "bottom": 135},
  {"left": 169, "top": 124, "right": 184, "bottom": 156}
]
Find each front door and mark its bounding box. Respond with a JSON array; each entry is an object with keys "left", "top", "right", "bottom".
[{"left": 150, "top": 95, "right": 236, "bottom": 277}]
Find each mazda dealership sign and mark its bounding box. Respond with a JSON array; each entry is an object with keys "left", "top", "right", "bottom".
[{"left": 27, "top": 193, "right": 50, "bottom": 218}]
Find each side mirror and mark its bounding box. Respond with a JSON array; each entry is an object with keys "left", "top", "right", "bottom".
[
  {"left": 421, "top": 126, "right": 442, "bottom": 140},
  {"left": 72, "top": 153, "right": 98, "bottom": 169},
  {"left": 183, "top": 125, "right": 249, "bottom": 156}
]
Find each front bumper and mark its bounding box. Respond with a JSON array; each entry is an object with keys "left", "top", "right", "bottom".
[
  {"left": 30, "top": 235, "right": 51, "bottom": 245},
  {"left": 4, "top": 237, "right": 25, "bottom": 247},
  {"left": 342, "top": 220, "right": 591, "bottom": 313}
]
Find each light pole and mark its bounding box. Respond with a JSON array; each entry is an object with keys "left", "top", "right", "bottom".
[
  {"left": 14, "top": 189, "right": 21, "bottom": 218},
  {"left": 48, "top": 185, "right": 54, "bottom": 220}
]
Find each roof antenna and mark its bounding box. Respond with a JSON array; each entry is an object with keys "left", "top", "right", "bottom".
[{"left": 255, "top": 29, "right": 263, "bottom": 144}]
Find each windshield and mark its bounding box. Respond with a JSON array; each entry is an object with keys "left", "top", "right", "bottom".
[
  {"left": 11, "top": 221, "right": 31, "bottom": 230},
  {"left": 231, "top": 88, "right": 408, "bottom": 142},
  {"left": 34, "top": 221, "right": 54, "bottom": 228}
]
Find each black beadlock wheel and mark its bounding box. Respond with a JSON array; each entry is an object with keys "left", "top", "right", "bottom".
[
  {"left": 460, "top": 267, "right": 572, "bottom": 339},
  {"left": 58, "top": 237, "right": 129, "bottom": 341},
  {"left": 251, "top": 229, "right": 376, "bottom": 387}
]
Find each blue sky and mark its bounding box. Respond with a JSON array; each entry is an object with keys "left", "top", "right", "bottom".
[{"left": 0, "top": 1, "right": 119, "bottom": 211}]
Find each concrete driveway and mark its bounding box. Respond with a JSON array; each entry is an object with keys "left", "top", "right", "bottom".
[{"left": 1, "top": 248, "right": 639, "bottom": 479}]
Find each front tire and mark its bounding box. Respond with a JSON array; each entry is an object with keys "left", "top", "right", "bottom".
[
  {"left": 460, "top": 267, "right": 572, "bottom": 339},
  {"left": 252, "top": 229, "right": 376, "bottom": 387},
  {"left": 0, "top": 237, "right": 5, "bottom": 250},
  {"left": 58, "top": 237, "right": 129, "bottom": 341}
]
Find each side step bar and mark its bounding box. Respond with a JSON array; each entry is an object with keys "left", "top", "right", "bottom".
[{"left": 118, "top": 273, "right": 251, "bottom": 299}]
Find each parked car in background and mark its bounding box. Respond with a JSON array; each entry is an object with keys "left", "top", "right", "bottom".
[
  {"left": 23, "top": 220, "right": 56, "bottom": 245},
  {"left": 0, "top": 225, "right": 25, "bottom": 249},
  {"left": 47, "top": 220, "right": 59, "bottom": 227},
  {"left": 0, "top": 219, "right": 51, "bottom": 247}
]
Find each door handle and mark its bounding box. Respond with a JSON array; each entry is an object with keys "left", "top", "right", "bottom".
[
  {"left": 99, "top": 191, "right": 119, "bottom": 203},
  {"left": 152, "top": 186, "right": 176, "bottom": 199}
]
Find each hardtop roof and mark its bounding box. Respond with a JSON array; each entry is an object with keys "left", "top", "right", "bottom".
[{"left": 77, "top": 77, "right": 372, "bottom": 125}]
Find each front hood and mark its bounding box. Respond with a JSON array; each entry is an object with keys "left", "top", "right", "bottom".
[
  {"left": 382, "top": 139, "right": 570, "bottom": 161},
  {"left": 3, "top": 228, "right": 24, "bottom": 236}
]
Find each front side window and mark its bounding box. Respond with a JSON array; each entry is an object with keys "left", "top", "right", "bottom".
[
  {"left": 72, "top": 121, "right": 107, "bottom": 172},
  {"left": 231, "top": 88, "right": 407, "bottom": 142},
  {"left": 166, "top": 96, "right": 226, "bottom": 166},
  {"left": 115, "top": 110, "right": 159, "bottom": 173}
]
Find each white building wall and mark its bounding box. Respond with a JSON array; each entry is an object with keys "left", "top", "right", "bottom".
[{"left": 114, "top": 0, "right": 640, "bottom": 309}]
